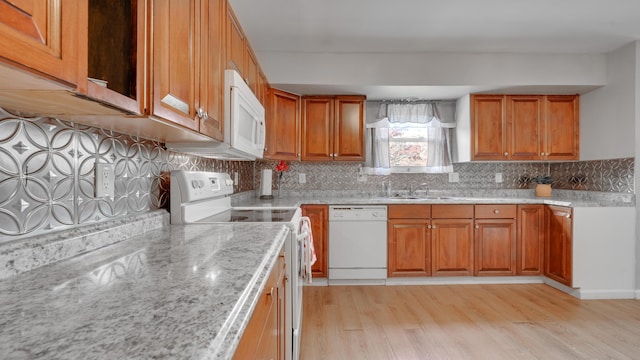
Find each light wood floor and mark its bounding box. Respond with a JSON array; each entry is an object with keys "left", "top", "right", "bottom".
[{"left": 300, "top": 284, "right": 640, "bottom": 360}]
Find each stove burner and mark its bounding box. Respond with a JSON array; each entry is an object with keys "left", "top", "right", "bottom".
[{"left": 229, "top": 216, "right": 249, "bottom": 222}]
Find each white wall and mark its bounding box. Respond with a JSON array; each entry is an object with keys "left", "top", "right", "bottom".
[
  {"left": 259, "top": 51, "right": 607, "bottom": 87},
  {"left": 580, "top": 42, "right": 637, "bottom": 160}
]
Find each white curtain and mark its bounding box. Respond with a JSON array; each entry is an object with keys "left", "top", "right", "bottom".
[{"left": 366, "top": 101, "right": 456, "bottom": 174}]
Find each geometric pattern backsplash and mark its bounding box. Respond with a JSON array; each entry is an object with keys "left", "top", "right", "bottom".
[
  {"left": 0, "top": 107, "right": 253, "bottom": 239},
  {"left": 256, "top": 157, "right": 634, "bottom": 195},
  {"left": 0, "top": 106, "right": 634, "bottom": 239}
]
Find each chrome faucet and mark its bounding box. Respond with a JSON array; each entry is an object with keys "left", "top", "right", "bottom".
[{"left": 409, "top": 183, "right": 429, "bottom": 196}]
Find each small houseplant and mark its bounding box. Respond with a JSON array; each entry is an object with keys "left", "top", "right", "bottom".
[
  {"left": 275, "top": 160, "right": 289, "bottom": 198},
  {"left": 533, "top": 175, "right": 553, "bottom": 197}
]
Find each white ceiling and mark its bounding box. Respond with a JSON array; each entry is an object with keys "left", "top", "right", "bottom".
[{"left": 228, "top": 0, "right": 640, "bottom": 99}]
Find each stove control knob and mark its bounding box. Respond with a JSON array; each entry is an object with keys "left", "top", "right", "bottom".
[
  {"left": 198, "top": 180, "right": 205, "bottom": 188},
  {"left": 191, "top": 180, "right": 198, "bottom": 188},
  {"left": 225, "top": 179, "right": 234, "bottom": 186}
]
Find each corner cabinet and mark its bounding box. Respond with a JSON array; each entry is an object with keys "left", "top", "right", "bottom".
[
  {"left": 301, "top": 95, "right": 366, "bottom": 161},
  {"left": 471, "top": 94, "right": 579, "bottom": 161},
  {"left": 151, "top": 0, "right": 224, "bottom": 140},
  {"left": 0, "top": 0, "right": 86, "bottom": 87},
  {"left": 544, "top": 205, "right": 573, "bottom": 286},
  {"left": 265, "top": 88, "right": 301, "bottom": 160},
  {"left": 301, "top": 204, "right": 328, "bottom": 278}
]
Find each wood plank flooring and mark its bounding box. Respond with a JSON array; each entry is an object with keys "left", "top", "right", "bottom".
[{"left": 300, "top": 284, "right": 640, "bottom": 360}]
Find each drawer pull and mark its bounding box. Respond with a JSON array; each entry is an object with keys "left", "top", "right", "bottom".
[
  {"left": 267, "top": 287, "right": 274, "bottom": 297},
  {"left": 494, "top": 209, "right": 500, "bottom": 214}
]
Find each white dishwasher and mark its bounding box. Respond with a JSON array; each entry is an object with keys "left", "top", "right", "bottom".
[{"left": 328, "top": 205, "right": 387, "bottom": 280}]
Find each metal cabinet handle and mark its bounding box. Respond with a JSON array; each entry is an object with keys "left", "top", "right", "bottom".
[
  {"left": 266, "top": 287, "right": 274, "bottom": 297},
  {"left": 494, "top": 209, "right": 500, "bottom": 214},
  {"left": 504, "top": 152, "right": 508, "bottom": 156},
  {"left": 475, "top": 224, "right": 480, "bottom": 229},
  {"left": 197, "top": 107, "right": 208, "bottom": 119},
  {"left": 427, "top": 224, "right": 432, "bottom": 229}
]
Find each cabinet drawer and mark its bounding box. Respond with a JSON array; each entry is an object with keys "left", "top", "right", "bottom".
[
  {"left": 388, "top": 205, "right": 431, "bottom": 219},
  {"left": 475, "top": 205, "right": 517, "bottom": 219},
  {"left": 431, "top": 205, "right": 474, "bottom": 219}
]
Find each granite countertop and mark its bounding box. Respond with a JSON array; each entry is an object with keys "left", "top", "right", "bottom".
[
  {"left": 0, "top": 222, "right": 289, "bottom": 360},
  {"left": 233, "top": 189, "right": 635, "bottom": 208}
]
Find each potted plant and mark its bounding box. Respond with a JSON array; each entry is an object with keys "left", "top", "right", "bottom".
[{"left": 533, "top": 175, "right": 553, "bottom": 197}]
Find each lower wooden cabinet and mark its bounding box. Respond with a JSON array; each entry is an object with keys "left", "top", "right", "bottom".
[
  {"left": 431, "top": 205, "right": 475, "bottom": 276},
  {"left": 387, "top": 205, "right": 432, "bottom": 277},
  {"left": 381, "top": 203, "right": 574, "bottom": 283},
  {"left": 544, "top": 205, "right": 573, "bottom": 286},
  {"left": 474, "top": 205, "right": 517, "bottom": 276},
  {"left": 388, "top": 220, "right": 431, "bottom": 277},
  {"left": 301, "top": 204, "right": 328, "bottom": 278},
  {"left": 517, "top": 205, "right": 544, "bottom": 275},
  {"left": 234, "top": 250, "right": 286, "bottom": 360}
]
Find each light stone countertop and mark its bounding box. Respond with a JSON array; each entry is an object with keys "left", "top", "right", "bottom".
[
  {"left": 0, "top": 222, "right": 289, "bottom": 360},
  {"left": 233, "top": 189, "right": 635, "bottom": 208}
]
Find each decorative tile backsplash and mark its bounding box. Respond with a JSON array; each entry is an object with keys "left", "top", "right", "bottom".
[
  {"left": 256, "top": 158, "right": 634, "bottom": 195},
  {"left": 0, "top": 108, "right": 253, "bottom": 240},
  {"left": 0, "top": 106, "right": 634, "bottom": 240}
]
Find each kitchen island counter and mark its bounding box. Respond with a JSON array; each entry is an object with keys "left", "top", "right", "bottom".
[{"left": 0, "top": 217, "right": 289, "bottom": 360}]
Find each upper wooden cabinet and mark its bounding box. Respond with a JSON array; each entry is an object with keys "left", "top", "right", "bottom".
[
  {"left": 301, "top": 95, "right": 366, "bottom": 161},
  {"left": 225, "top": 3, "right": 264, "bottom": 100},
  {"left": 86, "top": 0, "right": 145, "bottom": 115},
  {"left": 471, "top": 94, "right": 579, "bottom": 161},
  {"left": 151, "top": 0, "right": 224, "bottom": 140},
  {"left": 265, "top": 88, "right": 300, "bottom": 160},
  {"left": 0, "top": 0, "right": 86, "bottom": 87}
]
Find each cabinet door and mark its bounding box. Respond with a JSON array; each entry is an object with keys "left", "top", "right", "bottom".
[
  {"left": 198, "top": 0, "right": 224, "bottom": 140},
  {"left": 334, "top": 95, "right": 365, "bottom": 161},
  {"left": 0, "top": 0, "right": 85, "bottom": 86},
  {"left": 301, "top": 97, "right": 334, "bottom": 161},
  {"left": 245, "top": 44, "right": 259, "bottom": 94},
  {"left": 431, "top": 219, "right": 474, "bottom": 276},
  {"left": 517, "top": 205, "right": 544, "bottom": 275},
  {"left": 471, "top": 95, "right": 506, "bottom": 160},
  {"left": 86, "top": 0, "right": 144, "bottom": 114},
  {"left": 265, "top": 88, "right": 300, "bottom": 160},
  {"left": 151, "top": 0, "right": 200, "bottom": 130},
  {"left": 507, "top": 95, "right": 542, "bottom": 160},
  {"left": 543, "top": 95, "right": 579, "bottom": 160},
  {"left": 474, "top": 219, "right": 516, "bottom": 276},
  {"left": 301, "top": 205, "right": 328, "bottom": 278},
  {"left": 544, "top": 205, "right": 573, "bottom": 286},
  {"left": 233, "top": 258, "right": 280, "bottom": 360},
  {"left": 225, "top": 4, "right": 245, "bottom": 76},
  {"left": 388, "top": 220, "right": 431, "bottom": 277}
]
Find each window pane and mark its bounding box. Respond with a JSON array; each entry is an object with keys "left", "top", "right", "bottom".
[
  {"left": 389, "top": 127, "right": 428, "bottom": 138},
  {"left": 389, "top": 141, "right": 428, "bottom": 166}
]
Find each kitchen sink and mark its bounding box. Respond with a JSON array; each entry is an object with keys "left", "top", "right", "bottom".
[{"left": 385, "top": 194, "right": 455, "bottom": 200}]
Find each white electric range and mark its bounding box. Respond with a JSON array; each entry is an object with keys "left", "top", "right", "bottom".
[{"left": 169, "top": 170, "right": 308, "bottom": 360}]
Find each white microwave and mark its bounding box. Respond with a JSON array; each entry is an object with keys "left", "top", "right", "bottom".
[{"left": 165, "top": 70, "right": 266, "bottom": 160}]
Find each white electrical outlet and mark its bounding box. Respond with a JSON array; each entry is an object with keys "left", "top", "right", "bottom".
[
  {"left": 449, "top": 172, "right": 459, "bottom": 182},
  {"left": 495, "top": 173, "right": 503, "bottom": 183},
  {"left": 95, "top": 163, "right": 115, "bottom": 198},
  {"left": 298, "top": 173, "right": 306, "bottom": 184},
  {"left": 234, "top": 172, "right": 239, "bottom": 185}
]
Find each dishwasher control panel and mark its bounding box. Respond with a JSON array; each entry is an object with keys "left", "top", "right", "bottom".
[{"left": 329, "top": 206, "right": 388, "bottom": 221}]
